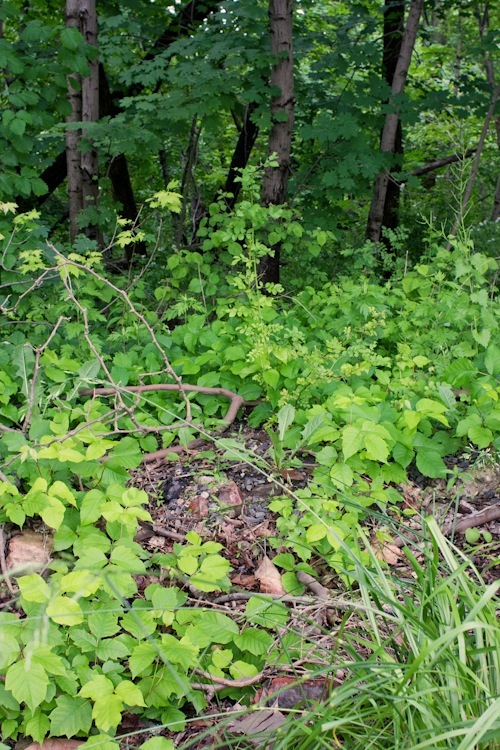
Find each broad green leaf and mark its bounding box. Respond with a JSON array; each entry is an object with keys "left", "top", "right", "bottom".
[
  {"left": 46, "top": 595, "right": 84, "bottom": 626},
  {"left": 484, "top": 345, "right": 500, "bottom": 376},
  {"left": 12, "top": 344, "right": 34, "bottom": 397},
  {"left": 79, "top": 735, "right": 120, "bottom": 750},
  {"left": 263, "top": 369, "right": 280, "bottom": 389},
  {"left": 88, "top": 611, "right": 119, "bottom": 638},
  {"left": 60, "top": 570, "right": 102, "bottom": 597},
  {"left": 190, "top": 555, "right": 231, "bottom": 592},
  {"left": 364, "top": 434, "right": 389, "bottom": 463},
  {"left": 306, "top": 523, "right": 327, "bottom": 543},
  {"left": 50, "top": 695, "right": 92, "bottom": 737},
  {"left": 233, "top": 628, "right": 273, "bottom": 656},
  {"left": 468, "top": 425, "right": 493, "bottom": 449},
  {"left": 0, "top": 632, "right": 20, "bottom": 670},
  {"left": 229, "top": 660, "right": 259, "bottom": 679},
  {"left": 415, "top": 448, "right": 447, "bottom": 479},
  {"left": 115, "top": 680, "right": 146, "bottom": 707},
  {"left": 25, "top": 709, "right": 50, "bottom": 744},
  {"left": 80, "top": 489, "right": 106, "bottom": 525},
  {"left": 80, "top": 675, "right": 114, "bottom": 701},
  {"left": 5, "top": 660, "right": 49, "bottom": 711},
  {"left": 245, "top": 596, "right": 288, "bottom": 627},
  {"left": 329, "top": 462, "right": 353, "bottom": 489},
  {"left": 141, "top": 739, "right": 174, "bottom": 750},
  {"left": 160, "top": 634, "right": 199, "bottom": 670},
  {"left": 342, "top": 425, "right": 363, "bottom": 460},
  {"left": 18, "top": 573, "right": 50, "bottom": 603},
  {"left": 129, "top": 642, "right": 157, "bottom": 678},
  {"left": 92, "top": 694, "right": 123, "bottom": 733}
]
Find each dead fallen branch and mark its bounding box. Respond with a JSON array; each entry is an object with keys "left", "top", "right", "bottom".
[
  {"left": 80, "top": 383, "right": 257, "bottom": 463},
  {"left": 444, "top": 504, "right": 500, "bottom": 535}
]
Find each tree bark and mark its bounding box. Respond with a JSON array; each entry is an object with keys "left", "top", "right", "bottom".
[
  {"left": 260, "top": 0, "right": 295, "bottom": 286},
  {"left": 79, "top": 0, "right": 100, "bottom": 241},
  {"left": 366, "top": 0, "right": 423, "bottom": 244},
  {"left": 65, "top": 0, "right": 100, "bottom": 243},
  {"left": 65, "top": 0, "right": 84, "bottom": 242},
  {"left": 381, "top": 0, "right": 405, "bottom": 235},
  {"left": 476, "top": 3, "right": 500, "bottom": 221},
  {"left": 222, "top": 102, "right": 260, "bottom": 209}
]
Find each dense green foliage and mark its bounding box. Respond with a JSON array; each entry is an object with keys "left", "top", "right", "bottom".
[{"left": 0, "top": 0, "right": 499, "bottom": 746}]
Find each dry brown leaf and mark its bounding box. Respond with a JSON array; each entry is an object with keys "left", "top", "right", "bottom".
[
  {"left": 6, "top": 531, "right": 53, "bottom": 574},
  {"left": 227, "top": 709, "right": 285, "bottom": 745},
  {"left": 23, "top": 741, "right": 83, "bottom": 750},
  {"left": 218, "top": 481, "right": 244, "bottom": 517},
  {"left": 374, "top": 541, "right": 402, "bottom": 566},
  {"left": 255, "top": 555, "right": 285, "bottom": 595},
  {"left": 188, "top": 494, "right": 209, "bottom": 519}
]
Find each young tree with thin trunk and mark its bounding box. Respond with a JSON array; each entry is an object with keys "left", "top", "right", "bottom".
[
  {"left": 260, "top": 0, "right": 295, "bottom": 286},
  {"left": 65, "top": 0, "right": 99, "bottom": 243},
  {"left": 366, "top": 0, "right": 423, "bottom": 244}
]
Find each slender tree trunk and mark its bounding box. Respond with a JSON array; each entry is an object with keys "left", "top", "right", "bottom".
[
  {"left": 65, "top": 0, "right": 100, "bottom": 243},
  {"left": 366, "top": 0, "right": 423, "bottom": 244},
  {"left": 222, "top": 102, "right": 260, "bottom": 209},
  {"left": 476, "top": 2, "right": 500, "bottom": 221},
  {"left": 66, "top": 0, "right": 84, "bottom": 241},
  {"left": 80, "top": 0, "right": 100, "bottom": 241},
  {"left": 260, "top": 0, "right": 295, "bottom": 286},
  {"left": 381, "top": 0, "right": 405, "bottom": 235}
]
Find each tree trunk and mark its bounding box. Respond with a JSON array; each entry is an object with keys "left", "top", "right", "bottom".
[
  {"left": 260, "top": 0, "right": 295, "bottom": 286},
  {"left": 79, "top": 0, "right": 100, "bottom": 241},
  {"left": 222, "top": 102, "right": 260, "bottom": 209},
  {"left": 366, "top": 0, "right": 423, "bottom": 244},
  {"left": 476, "top": 3, "right": 500, "bottom": 221},
  {"left": 381, "top": 0, "right": 405, "bottom": 235},
  {"left": 65, "top": 0, "right": 84, "bottom": 242},
  {"left": 65, "top": 0, "right": 100, "bottom": 243}
]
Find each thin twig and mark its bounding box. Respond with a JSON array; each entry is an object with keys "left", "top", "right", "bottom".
[{"left": 0, "top": 527, "right": 16, "bottom": 595}]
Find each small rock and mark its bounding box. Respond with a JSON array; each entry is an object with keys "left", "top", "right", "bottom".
[{"left": 6, "top": 531, "right": 53, "bottom": 574}]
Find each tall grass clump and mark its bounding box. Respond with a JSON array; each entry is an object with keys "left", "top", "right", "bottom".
[{"left": 271, "top": 518, "right": 500, "bottom": 750}]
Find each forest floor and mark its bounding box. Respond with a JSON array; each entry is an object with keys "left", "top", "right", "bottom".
[
  {"left": 2, "top": 422, "right": 499, "bottom": 749},
  {"left": 127, "top": 422, "right": 500, "bottom": 747}
]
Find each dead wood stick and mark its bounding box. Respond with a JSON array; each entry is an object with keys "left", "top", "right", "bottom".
[
  {"left": 0, "top": 527, "right": 16, "bottom": 595},
  {"left": 80, "top": 383, "right": 257, "bottom": 463},
  {"left": 444, "top": 504, "right": 500, "bottom": 534},
  {"left": 193, "top": 667, "right": 266, "bottom": 690},
  {"left": 213, "top": 591, "right": 364, "bottom": 611},
  {"left": 296, "top": 571, "right": 330, "bottom": 600}
]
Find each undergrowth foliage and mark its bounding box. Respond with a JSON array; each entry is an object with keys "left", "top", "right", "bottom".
[{"left": 0, "top": 184, "right": 499, "bottom": 747}]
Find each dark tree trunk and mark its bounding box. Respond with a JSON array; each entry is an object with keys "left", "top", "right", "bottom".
[
  {"left": 367, "top": 0, "right": 423, "bottom": 244},
  {"left": 381, "top": 0, "right": 404, "bottom": 234},
  {"left": 260, "top": 0, "right": 295, "bottom": 287},
  {"left": 222, "top": 102, "right": 260, "bottom": 209}
]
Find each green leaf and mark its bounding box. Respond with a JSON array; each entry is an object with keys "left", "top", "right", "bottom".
[
  {"left": 415, "top": 448, "right": 447, "bottom": 479},
  {"left": 141, "top": 739, "right": 174, "bottom": 750},
  {"left": 229, "top": 660, "right": 259, "bottom": 680},
  {"left": 49, "top": 696, "right": 92, "bottom": 737},
  {"left": 329, "top": 462, "right": 354, "bottom": 488},
  {"left": 468, "top": 425, "right": 493, "bottom": 449},
  {"left": 306, "top": 523, "right": 327, "bottom": 543},
  {"left": 364, "top": 433, "right": 389, "bottom": 463},
  {"left": 484, "top": 345, "right": 500, "bottom": 376},
  {"left": 0, "top": 632, "right": 20, "bottom": 670},
  {"left": 46, "top": 595, "right": 84, "bottom": 626},
  {"left": 92, "top": 694, "right": 123, "bottom": 733},
  {"left": 115, "top": 680, "right": 146, "bottom": 707},
  {"left": 342, "top": 425, "right": 363, "bottom": 460},
  {"left": 277, "top": 404, "right": 295, "bottom": 440},
  {"left": 129, "top": 643, "right": 157, "bottom": 678},
  {"left": 5, "top": 660, "right": 49, "bottom": 711},
  {"left": 88, "top": 611, "right": 119, "bottom": 638},
  {"left": 233, "top": 628, "right": 273, "bottom": 656},
  {"left": 18, "top": 573, "right": 51, "bottom": 603},
  {"left": 263, "top": 369, "right": 280, "bottom": 389},
  {"left": 25, "top": 709, "right": 50, "bottom": 744},
  {"left": 245, "top": 596, "right": 288, "bottom": 627},
  {"left": 80, "top": 489, "right": 106, "bottom": 525}
]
